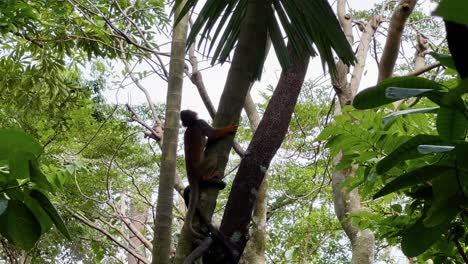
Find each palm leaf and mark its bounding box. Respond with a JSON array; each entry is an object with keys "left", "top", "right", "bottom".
[{"left": 175, "top": 0, "right": 355, "bottom": 78}]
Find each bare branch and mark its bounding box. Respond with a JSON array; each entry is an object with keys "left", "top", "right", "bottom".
[
  {"left": 67, "top": 209, "right": 149, "bottom": 264},
  {"left": 378, "top": 0, "right": 418, "bottom": 82}
]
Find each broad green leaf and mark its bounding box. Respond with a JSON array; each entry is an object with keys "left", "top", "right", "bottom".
[
  {"left": 9, "top": 150, "right": 34, "bottom": 180},
  {"left": 417, "top": 145, "right": 455, "bottom": 154},
  {"left": 373, "top": 165, "right": 454, "bottom": 199},
  {"left": 30, "top": 189, "right": 71, "bottom": 239},
  {"left": 429, "top": 52, "right": 456, "bottom": 69},
  {"left": 23, "top": 194, "right": 53, "bottom": 234},
  {"left": 382, "top": 107, "right": 439, "bottom": 125},
  {"left": 423, "top": 198, "right": 459, "bottom": 227},
  {"left": 424, "top": 170, "right": 461, "bottom": 227},
  {"left": 376, "top": 135, "right": 444, "bottom": 174},
  {"left": 353, "top": 76, "right": 445, "bottom": 109},
  {"left": 29, "top": 160, "right": 53, "bottom": 192},
  {"left": 0, "top": 129, "right": 42, "bottom": 160},
  {"left": 434, "top": 0, "right": 468, "bottom": 25},
  {"left": 0, "top": 200, "right": 41, "bottom": 250},
  {"left": 436, "top": 107, "right": 467, "bottom": 143},
  {"left": 401, "top": 219, "right": 445, "bottom": 257}
]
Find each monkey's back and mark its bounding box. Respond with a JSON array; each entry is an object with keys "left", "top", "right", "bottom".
[{"left": 184, "top": 120, "right": 207, "bottom": 174}]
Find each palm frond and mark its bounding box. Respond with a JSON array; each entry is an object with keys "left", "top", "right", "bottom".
[{"left": 175, "top": 0, "right": 355, "bottom": 77}]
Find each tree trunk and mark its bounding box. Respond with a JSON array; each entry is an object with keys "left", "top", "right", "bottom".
[
  {"left": 330, "top": 1, "right": 379, "bottom": 263},
  {"left": 152, "top": 2, "right": 189, "bottom": 263},
  {"left": 219, "top": 45, "right": 309, "bottom": 261},
  {"left": 239, "top": 94, "right": 268, "bottom": 264}
]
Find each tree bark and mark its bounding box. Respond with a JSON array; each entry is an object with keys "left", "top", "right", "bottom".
[
  {"left": 330, "top": 1, "right": 378, "bottom": 263},
  {"left": 152, "top": 2, "right": 189, "bottom": 263},
  {"left": 239, "top": 94, "right": 268, "bottom": 264},
  {"left": 377, "top": 0, "right": 418, "bottom": 82},
  {"left": 219, "top": 45, "right": 309, "bottom": 261}
]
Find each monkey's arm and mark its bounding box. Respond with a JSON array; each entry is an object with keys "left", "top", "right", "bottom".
[{"left": 198, "top": 120, "right": 238, "bottom": 142}]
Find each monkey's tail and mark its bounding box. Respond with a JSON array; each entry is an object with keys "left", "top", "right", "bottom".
[{"left": 186, "top": 182, "right": 204, "bottom": 239}]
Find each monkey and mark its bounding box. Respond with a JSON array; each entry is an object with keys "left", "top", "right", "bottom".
[{"left": 180, "top": 109, "right": 237, "bottom": 239}]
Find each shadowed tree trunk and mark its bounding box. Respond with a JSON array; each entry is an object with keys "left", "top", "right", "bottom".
[
  {"left": 152, "top": 1, "right": 189, "bottom": 263},
  {"left": 239, "top": 94, "right": 268, "bottom": 264},
  {"left": 219, "top": 45, "right": 310, "bottom": 261}
]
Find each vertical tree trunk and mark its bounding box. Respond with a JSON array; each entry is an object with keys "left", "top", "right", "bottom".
[
  {"left": 330, "top": 1, "right": 379, "bottom": 263},
  {"left": 239, "top": 94, "right": 268, "bottom": 264},
  {"left": 152, "top": 2, "right": 189, "bottom": 263},
  {"left": 219, "top": 45, "right": 309, "bottom": 261}
]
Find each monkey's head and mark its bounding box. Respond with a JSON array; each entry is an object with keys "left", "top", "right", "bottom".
[{"left": 180, "top": 110, "right": 198, "bottom": 127}]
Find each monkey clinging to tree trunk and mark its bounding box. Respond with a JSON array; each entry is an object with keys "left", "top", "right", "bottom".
[{"left": 180, "top": 110, "right": 238, "bottom": 239}]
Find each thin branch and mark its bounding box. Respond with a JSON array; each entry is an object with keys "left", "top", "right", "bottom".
[
  {"left": 406, "top": 62, "right": 441, "bottom": 76},
  {"left": 67, "top": 208, "right": 149, "bottom": 264}
]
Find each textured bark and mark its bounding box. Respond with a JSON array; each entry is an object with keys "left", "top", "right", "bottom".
[
  {"left": 377, "top": 0, "right": 418, "bottom": 82},
  {"left": 331, "top": 1, "right": 376, "bottom": 263},
  {"left": 219, "top": 45, "right": 309, "bottom": 261},
  {"left": 152, "top": 2, "right": 189, "bottom": 263},
  {"left": 239, "top": 94, "right": 267, "bottom": 264}
]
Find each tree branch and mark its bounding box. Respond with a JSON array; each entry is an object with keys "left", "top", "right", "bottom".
[
  {"left": 67, "top": 208, "right": 149, "bottom": 264},
  {"left": 377, "top": 0, "right": 418, "bottom": 82}
]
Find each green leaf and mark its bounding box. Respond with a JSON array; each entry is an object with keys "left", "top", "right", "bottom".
[
  {"left": 436, "top": 107, "right": 467, "bottom": 143},
  {"left": 29, "top": 160, "right": 54, "bottom": 192},
  {"left": 9, "top": 150, "right": 34, "bottom": 180},
  {"left": 30, "top": 189, "right": 71, "bottom": 239},
  {"left": 353, "top": 76, "right": 445, "bottom": 109},
  {"left": 401, "top": 219, "right": 446, "bottom": 257},
  {"left": 23, "top": 194, "right": 53, "bottom": 234},
  {"left": 423, "top": 197, "right": 459, "bottom": 227},
  {"left": 373, "top": 165, "right": 454, "bottom": 199},
  {"left": 0, "top": 200, "right": 41, "bottom": 250},
  {"left": 429, "top": 52, "right": 456, "bottom": 69},
  {"left": 376, "top": 135, "right": 444, "bottom": 174},
  {"left": 434, "top": 0, "right": 468, "bottom": 25},
  {"left": 382, "top": 107, "right": 439, "bottom": 125},
  {"left": 0, "top": 129, "right": 42, "bottom": 160}
]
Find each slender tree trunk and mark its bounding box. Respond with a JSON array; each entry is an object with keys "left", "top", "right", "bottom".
[
  {"left": 152, "top": 2, "right": 189, "bottom": 263},
  {"left": 239, "top": 94, "right": 268, "bottom": 264},
  {"left": 219, "top": 45, "right": 309, "bottom": 261},
  {"left": 330, "top": 1, "right": 379, "bottom": 263}
]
